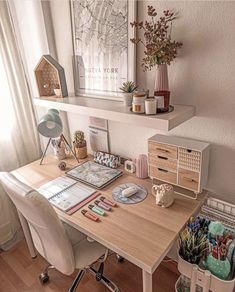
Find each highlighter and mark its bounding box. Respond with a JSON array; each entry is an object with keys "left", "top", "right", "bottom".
[
  {"left": 94, "top": 200, "right": 111, "bottom": 211},
  {"left": 81, "top": 209, "right": 99, "bottom": 222},
  {"left": 100, "top": 196, "right": 117, "bottom": 207},
  {"left": 88, "top": 204, "right": 105, "bottom": 216}
]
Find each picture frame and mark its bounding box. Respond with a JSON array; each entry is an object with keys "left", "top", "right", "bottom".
[{"left": 70, "top": 0, "right": 136, "bottom": 100}]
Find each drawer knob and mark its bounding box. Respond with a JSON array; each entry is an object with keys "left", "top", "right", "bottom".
[
  {"left": 157, "top": 155, "right": 168, "bottom": 160},
  {"left": 158, "top": 168, "right": 168, "bottom": 173},
  {"left": 156, "top": 147, "right": 169, "bottom": 153},
  {"left": 183, "top": 176, "right": 197, "bottom": 183}
]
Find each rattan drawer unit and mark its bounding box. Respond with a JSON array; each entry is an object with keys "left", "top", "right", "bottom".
[{"left": 148, "top": 134, "right": 210, "bottom": 194}]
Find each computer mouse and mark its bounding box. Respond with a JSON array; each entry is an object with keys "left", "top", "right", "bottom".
[{"left": 121, "top": 186, "right": 138, "bottom": 197}]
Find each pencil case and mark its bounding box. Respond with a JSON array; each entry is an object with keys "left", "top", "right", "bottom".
[{"left": 94, "top": 151, "right": 120, "bottom": 169}]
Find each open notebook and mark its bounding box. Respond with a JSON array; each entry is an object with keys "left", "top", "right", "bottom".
[{"left": 37, "top": 176, "right": 96, "bottom": 212}]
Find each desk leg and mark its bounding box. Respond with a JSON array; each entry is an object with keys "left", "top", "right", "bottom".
[{"left": 143, "top": 270, "right": 153, "bottom": 292}]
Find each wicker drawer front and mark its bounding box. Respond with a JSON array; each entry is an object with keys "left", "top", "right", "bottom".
[
  {"left": 149, "top": 166, "right": 177, "bottom": 184},
  {"left": 148, "top": 142, "right": 177, "bottom": 159},
  {"left": 178, "top": 147, "right": 201, "bottom": 172},
  {"left": 148, "top": 153, "right": 177, "bottom": 172},
  {"left": 178, "top": 169, "right": 199, "bottom": 191}
]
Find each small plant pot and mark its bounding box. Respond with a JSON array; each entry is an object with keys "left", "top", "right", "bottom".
[
  {"left": 74, "top": 145, "right": 87, "bottom": 159},
  {"left": 122, "top": 92, "right": 133, "bottom": 106},
  {"left": 54, "top": 88, "right": 61, "bottom": 97}
]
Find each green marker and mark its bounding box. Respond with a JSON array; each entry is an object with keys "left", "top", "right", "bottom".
[{"left": 88, "top": 204, "right": 105, "bottom": 216}]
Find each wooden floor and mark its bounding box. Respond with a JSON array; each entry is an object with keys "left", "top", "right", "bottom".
[{"left": 0, "top": 240, "right": 179, "bottom": 292}]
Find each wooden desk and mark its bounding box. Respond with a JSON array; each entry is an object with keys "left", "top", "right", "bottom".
[{"left": 12, "top": 156, "right": 207, "bottom": 292}]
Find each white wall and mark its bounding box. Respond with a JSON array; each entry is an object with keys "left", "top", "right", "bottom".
[
  {"left": 49, "top": 0, "right": 235, "bottom": 203},
  {"left": 13, "top": 1, "right": 235, "bottom": 203}
]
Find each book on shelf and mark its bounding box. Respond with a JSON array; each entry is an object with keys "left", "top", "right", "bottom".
[{"left": 37, "top": 176, "right": 96, "bottom": 212}]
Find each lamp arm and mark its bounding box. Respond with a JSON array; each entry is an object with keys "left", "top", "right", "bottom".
[
  {"left": 40, "top": 138, "right": 52, "bottom": 165},
  {"left": 61, "top": 134, "right": 79, "bottom": 163}
]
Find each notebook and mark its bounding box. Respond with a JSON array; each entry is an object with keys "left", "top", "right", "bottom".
[
  {"left": 37, "top": 176, "right": 96, "bottom": 212},
  {"left": 65, "top": 161, "right": 123, "bottom": 189}
]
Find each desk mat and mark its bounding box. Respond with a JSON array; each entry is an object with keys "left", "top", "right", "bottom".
[{"left": 112, "top": 183, "right": 148, "bottom": 204}]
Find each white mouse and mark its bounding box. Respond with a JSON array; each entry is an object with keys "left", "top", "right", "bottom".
[{"left": 122, "top": 186, "right": 138, "bottom": 197}]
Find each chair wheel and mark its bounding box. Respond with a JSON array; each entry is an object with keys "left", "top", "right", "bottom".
[
  {"left": 39, "top": 272, "right": 49, "bottom": 284},
  {"left": 96, "top": 271, "right": 103, "bottom": 282},
  {"left": 116, "top": 254, "right": 124, "bottom": 263}
]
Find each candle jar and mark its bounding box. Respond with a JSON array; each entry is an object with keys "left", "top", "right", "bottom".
[
  {"left": 145, "top": 98, "right": 157, "bottom": 115},
  {"left": 132, "top": 90, "right": 147, "bottom": 113},
  {"left": 132, "top": 96, "right": 145, "bottom": 113}
]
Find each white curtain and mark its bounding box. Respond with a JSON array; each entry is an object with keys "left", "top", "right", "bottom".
[{"left": 0, "top": 1, "right": 41, "bottom": 248}]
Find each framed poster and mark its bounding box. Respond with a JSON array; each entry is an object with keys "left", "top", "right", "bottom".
[{"left": 70, "top": 0, "right": 136, "bottom": 100}]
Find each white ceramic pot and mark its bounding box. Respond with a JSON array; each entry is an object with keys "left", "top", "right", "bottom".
[
  {"left": 53, "top": 145, "right": 66, "bottom": 160},
  {"left": 54, "top": 88, "right": 61, "bottom": 97},
  {"left": 122, "top": 92, "right": 133, "bottom": 106}
]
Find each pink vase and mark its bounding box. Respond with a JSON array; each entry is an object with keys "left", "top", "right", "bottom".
[
  {"left": 135, "top": 154, "right": 148, "bottom": 179},
  {"left": 154, "top": 64, "right": 169, "bottom": 91},
  {"left": 154, "top": 64, "right": 170, "bottom": 112}
]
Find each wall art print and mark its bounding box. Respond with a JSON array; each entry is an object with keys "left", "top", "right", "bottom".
[{"left": 71, "top": 0, "right": 136, "bottom": 99}]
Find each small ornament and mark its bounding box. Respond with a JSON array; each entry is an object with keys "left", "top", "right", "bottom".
[
  {"left": 58, "top": 161, "right": 66, "bottom": 171},
  {"left": 152, "top": 183, "right": 174, "bottom": 208}
]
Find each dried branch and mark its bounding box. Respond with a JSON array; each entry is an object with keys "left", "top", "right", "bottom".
[{"left": 130, "top": 5, "right": 183, "bottom": 71}]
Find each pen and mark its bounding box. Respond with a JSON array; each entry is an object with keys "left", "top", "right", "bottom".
[
  {"left": 81, "top": 209, "right": 99, "bottom": 222},
  {"left": 94, "top": 200, "right": 111, "bottom": 211},
  {"left": 88, "top": 204, "right": 106, "bottom": 216},
  {"left": 100, "top": 196, "right": 116, "bottom": 207}
]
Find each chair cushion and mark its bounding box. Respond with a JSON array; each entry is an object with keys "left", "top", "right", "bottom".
[{"left": 73, "top": 238, "right": 107, "bottom": 269}]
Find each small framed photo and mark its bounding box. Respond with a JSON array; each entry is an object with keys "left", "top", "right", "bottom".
[{"left": 124, "top": 160, "right": 136, "bottom": 173}]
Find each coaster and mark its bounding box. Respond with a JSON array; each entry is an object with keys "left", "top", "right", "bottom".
[{"left": 112, "top": 183, "right": 148, "bottom": 204}]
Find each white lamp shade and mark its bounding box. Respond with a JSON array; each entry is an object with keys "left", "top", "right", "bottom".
[{"left": 37, "top": 109, "right": 63, "bottom": 138}]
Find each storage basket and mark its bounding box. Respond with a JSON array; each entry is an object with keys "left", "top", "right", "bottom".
[
  {"left": 175, "top": 275, "right": 202, "bottom": 292},
  {"left": 177, "top": 253, "right": 235, "bottom": 292},
  {"left": 177, "top": 197, "right": 235, "bottom": 292}
]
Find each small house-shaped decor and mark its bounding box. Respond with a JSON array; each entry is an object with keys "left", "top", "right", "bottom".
[{"left": 34, "top": 55, "right": 68, "bottom": 98}]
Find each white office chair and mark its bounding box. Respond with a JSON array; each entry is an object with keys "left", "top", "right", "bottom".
[{"left": 0, "top": 172, "right": 120, "bottom": 292}]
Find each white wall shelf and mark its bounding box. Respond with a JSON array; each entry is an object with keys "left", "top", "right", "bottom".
[{"left": 33, "top": 96, "right": 195, "bottom": 131}]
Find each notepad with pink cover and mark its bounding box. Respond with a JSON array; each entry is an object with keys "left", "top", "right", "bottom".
[{"left": 37, "top": 176, "right": 97, "bottom": 212}]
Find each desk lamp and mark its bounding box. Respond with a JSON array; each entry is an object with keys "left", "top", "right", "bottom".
[{"left": 37, "top": 109, "right": 79, "bottom": 165}]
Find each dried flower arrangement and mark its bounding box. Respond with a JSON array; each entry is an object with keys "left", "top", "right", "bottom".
[{"left": 130, "top": 6, "right": 183, "bottom": 71}]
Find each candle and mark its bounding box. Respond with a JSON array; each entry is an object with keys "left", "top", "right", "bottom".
[{"left": 145, "top": 98, "right": 157, "bottom": 115}]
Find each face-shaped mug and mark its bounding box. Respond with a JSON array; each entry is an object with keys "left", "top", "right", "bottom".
[{"left": 152, "top": 183, "right": 174, "bottom": 208}]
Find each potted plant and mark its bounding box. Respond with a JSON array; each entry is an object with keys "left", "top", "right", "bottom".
[
  {"left": 73, "top": 130, "right": 87, "bottom": 159},
  {"left": 119, "top": 81, "right": 138, "bottom": 106},
  {"left": 130, "top": 6, "right": 183, "bottom": 111}
]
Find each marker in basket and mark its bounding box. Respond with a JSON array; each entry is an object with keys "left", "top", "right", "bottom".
[
  {"left": 100, "top": 196, "right": 117, "bottom": 207},
  {"left": 94, "top": 200, "right": 111, "bottom": 211},
  {"left": 88, "top": 204, "right": 105, "bottom": 216},
  {"left": 81, "top": 209, "right": 99, "bottom": 222}
]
